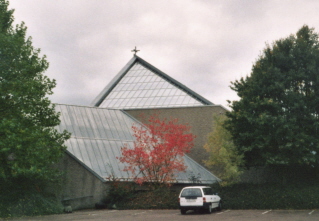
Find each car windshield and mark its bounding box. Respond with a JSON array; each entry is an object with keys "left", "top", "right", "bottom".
[
  {"left": 202, "top": 188, "right": 213, "bottom": 195},
  {"left": 181, "top": 188, "right": 202, "bottom": 197}
]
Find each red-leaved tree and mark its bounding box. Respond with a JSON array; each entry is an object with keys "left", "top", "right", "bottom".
[{"left": 118, "top": 114, "right": 195, "bottom": 187}]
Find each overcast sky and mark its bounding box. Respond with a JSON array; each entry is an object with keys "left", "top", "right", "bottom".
[{"left": 8, "top": 0, "right": 319, "bottom": 108}]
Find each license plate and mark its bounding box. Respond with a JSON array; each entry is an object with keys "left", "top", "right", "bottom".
[{"left": 186, "top": 199, "right": 195, "bottom": 202}]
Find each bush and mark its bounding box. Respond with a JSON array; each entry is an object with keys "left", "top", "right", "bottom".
[
  {"left": 106, "top": 178, "right": 319, "bottom": 210},
  {"left": 118, "top": 188, "right": 179, "bottom": 209},
  {"left": 102, "top": 182, "right": 136, "bottom": 208},
  {"left": 0, "top": 177, "right": 63, "bottom": 218},
  {"left": 215, "top": 182, "right": 319, "bottom": 209},
  {"left": 101, "top": 184, "right": 179, "bottom": 210},
  {"left": 0, "top": 192, "right": 63, "bottom": 218}
]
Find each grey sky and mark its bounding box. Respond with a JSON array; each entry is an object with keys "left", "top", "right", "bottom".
[{"left": 8, "top": 0, "right": 319, "bottom": 108}]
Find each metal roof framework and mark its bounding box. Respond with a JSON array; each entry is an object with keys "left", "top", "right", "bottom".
[{"left": 91, "top": 55, "right": 214, "bottom": 109}]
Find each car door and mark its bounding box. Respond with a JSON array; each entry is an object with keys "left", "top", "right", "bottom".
[{"left": 203, "top": 187, "right": 220, "bottom": 208}]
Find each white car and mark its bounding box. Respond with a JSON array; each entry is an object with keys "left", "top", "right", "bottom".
[{"left": 178, "top": 186, "right": 221, "bottom": 214}]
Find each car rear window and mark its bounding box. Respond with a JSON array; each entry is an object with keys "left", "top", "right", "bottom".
[
  {"left": 181, "top": 188, "right": 202, "bottom": 197},
  {"left": 203, "top": 188, "right": 213, "bottom": 195}
]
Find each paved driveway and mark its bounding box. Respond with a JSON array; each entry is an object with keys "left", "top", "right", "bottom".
[{"left": 4, "top": 209, "right": 319, "bottom": 221}]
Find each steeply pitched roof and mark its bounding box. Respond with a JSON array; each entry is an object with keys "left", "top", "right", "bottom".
[
  {"left": 91, "top": 55, "right": 213, "bottom": 109},
  {"left": 55, "top": 104, "right": 220, "bottom": 184}
]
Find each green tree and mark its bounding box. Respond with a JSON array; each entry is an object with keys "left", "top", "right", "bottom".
[
  {"left": 0, "top": 0, "right": 70, "bottom": 180},
  {"left": 204, "top": 114, "right": 244, "bottom": 186},
  {"left": 226, "top": 25, "right": 319, "bottom": 167}
]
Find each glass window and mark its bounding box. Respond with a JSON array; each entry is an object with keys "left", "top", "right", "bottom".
[
  {"left": 176, "top": 96, "right": 186, "bottom": 104},
  {"left": 162, "top": 89, "right": 172, "bottom": 96},
  {"left": 156, "top": 81, "right": 165, "bottom": 88},
  {"left": 126, "top": 84, "right": 135, "bottom": 91},
  {"left": 145, "top": 90, "right": 153, "bottom": 97},
  {"left": 182, "top": 96, "right": 192, "bottom": 105},
  {"left": 114, "top": 83, "right": 125, "bottom": 91},
  {"left": 138, "top": 70, "right": 148, "bottom": 76},
  {"left": 129, "top": 90, "right": 138, "bottom": 98},
  {"left": 150, "top": 89, "right": 160, "bottom": 97},
  {"left": 98, "top": 60, "right": 208, "bottom": 109},
  {"left": 100, "top": 99, "right": 112, "bottom": 108},
  {"left": 161, "top": 82, "right": 171, "bottom": 89},
  {"left": 132, "top": 90, "right": 142, "bottom": 98},
  {"left": 121, "top": 91, "right": 131, "bottom": 98},
  {"left": 138, "top": 98, "right": 148, "bottom": 106},
  {"left": 158, "top": 97, "right": 167, "bottom": 106},
  {"left": 203, "top": 188, "right": 214, "bottom": 195},
  {"left": 130, "top": 98, "right": 142, "bottom": 107},
  {"left": 129, "top": 76, "right": 137, "bottom": 82},
  {"left": 116, "top": 98, "right": 128, "bottom": 107},
  {"left": 134, "top": 76, "right": 142, "bottom": 82},
  {"left": 156, "top": 89, "right": 165, "bottom": 96},
  {"left": 149, "top": 75, "right": 158, "bottom": 82},
  {"left": 139, "top": 90, "right": 147, "bottom": 97},
  {"left": 168, "top": 96, "right": 178, "bottom": 105},
  {"left": 143, "top": 82, "right": 153, "bottom": 90},
  {"left": 174, "top": 89, "right": 184, "bottom": 96},
  {"left": 121, "top": 77, "right": 130, "bottom": 83},
  {"left": 150, "top": 82, "right": 159, "bottom": 89},
  {"left": 144, "top": 75, "right": 152, "bottom": 82},
  {"left": 116, "top": 91, "right": 124, "bottom": 98},
  {"left": 150, "top": 97, "right": 160, "bottom": 106},
  {"left": 143, "top": 98, "right": 152, "bottom": 106},
  {"left": 181, "top": 188, "right": 202, "bottom": 197},
  {"left": 179, "top": 95, "right": 190, "bottom": 105},
  {"left": 132, "top": 82, "right": 142, "bottom": 90},
  {"left": 126, "top": 99, "right": 135, "bottom": 106}
]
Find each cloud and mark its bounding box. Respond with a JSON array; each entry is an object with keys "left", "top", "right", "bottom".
[{"left": 8, "top": 0, "right": 319, "bottom": 108}]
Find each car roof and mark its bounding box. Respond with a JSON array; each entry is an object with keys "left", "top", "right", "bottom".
[{"left": 182, "top": 186, "right": 211, "bottom": 189}]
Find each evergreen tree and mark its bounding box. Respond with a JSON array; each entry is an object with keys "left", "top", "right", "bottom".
[
  {"left": 0, "top": 0, "right": 69, "bottom": 179},
  {"left": 226, "top": 25, "right": 319, "bottom": 167}
]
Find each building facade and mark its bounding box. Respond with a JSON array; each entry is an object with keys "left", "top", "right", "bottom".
[{"left": 55, "top": 55, "right": 226, "bottom": 209}]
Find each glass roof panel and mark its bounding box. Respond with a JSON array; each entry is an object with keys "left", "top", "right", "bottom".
[
  {"left": 98, "top": 61, "right": 207, "bottom": 109},
  {"left": 56, "top": 104, "right": 219, "bottom": 183}
]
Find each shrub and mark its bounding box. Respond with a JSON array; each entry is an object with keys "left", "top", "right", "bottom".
[
  {"left": 216, "top": 182, "right": 319, "bottom": 209},
  {"left": 0, "top": 176, "right": 63, "bottom": 218}
]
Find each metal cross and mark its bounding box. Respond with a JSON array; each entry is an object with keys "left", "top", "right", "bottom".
[{"left": 131, "top": 46, "right": 140, "bottom": 55}]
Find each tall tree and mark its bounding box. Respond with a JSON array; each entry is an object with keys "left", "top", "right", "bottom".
[
  {"left": 118, "top": 114, "right": 195, "bottom": 188},
  {"left": 0, "top": 0, "right": 69, "bottom": 179},
  {"left": 204, "top": 114, "right": 244, "bottom": 186},
  {"left": 226, "top": 25, "right": 319, "bottom": 167}
]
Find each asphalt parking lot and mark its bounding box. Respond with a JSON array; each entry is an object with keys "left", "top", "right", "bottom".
[{"left": 4, "top": 209, "right": 319, "bottom": 221}]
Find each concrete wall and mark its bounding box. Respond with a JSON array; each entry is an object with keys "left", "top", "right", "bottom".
[
  {"left": 54, "top": 153, "right": 108, "bottom": 210},
  {"left": 125, "top": 105, "right": 228, "bottom": 167}
]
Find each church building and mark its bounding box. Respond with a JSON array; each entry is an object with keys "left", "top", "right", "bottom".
[{"left": 55, "top": 54, "right": 227, "bottom": 210}]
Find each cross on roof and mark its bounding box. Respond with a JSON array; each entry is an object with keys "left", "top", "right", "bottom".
[{"left": 131, "top": 46, "right": 140, "bottom": 55}]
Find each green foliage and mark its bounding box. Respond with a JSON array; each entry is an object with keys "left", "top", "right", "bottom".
[
  {"left": 227, "top": 25, "right": 319, "bottom": 167},
  {"left": 112, "top": 187, "right": 179, "bottom": 210},
  {"left": 0, "top": 0, "right": 70, "bottom": 180},
  {"left": 204, "top": 114, "right": 244, "bottom": 186},
  {"left": 0, "top": 177, "right": 63, "bottom": 218},
  {"left": 105, "top": 178, "right": 319, "bottom": 210},
  {"left": 104, "top": 181, "right": 136, "bottom": 208},
  {"left": 217, "top": 182, "right": 319, "bottom": 210}
]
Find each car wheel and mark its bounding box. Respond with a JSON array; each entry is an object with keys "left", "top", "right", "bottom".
[
  {"left": 217, "top": 201, "right": 222, "bottom": 211},
  {"left": 180, "top": 209, "right": 186, "bottom": 215},
  {"left": 207, "top": 204, "right": 212, "bottom": 214}
]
